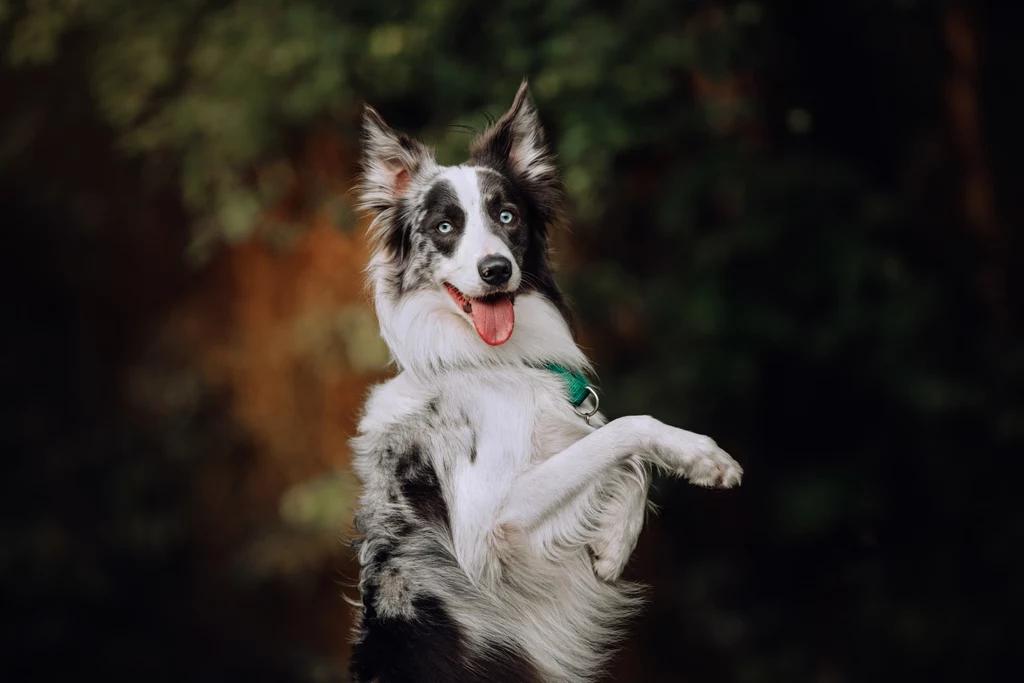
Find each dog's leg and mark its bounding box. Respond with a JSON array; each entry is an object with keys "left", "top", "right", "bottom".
[
  {"left": 499, "top": 416, "right": 741, "bottom": 556},
  {"left": 587, "top": 458, "right": 650, "bottom": 581}
]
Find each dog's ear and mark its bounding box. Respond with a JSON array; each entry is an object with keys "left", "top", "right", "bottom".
[
  {"left": 470, "top": 80, "right": 558, "bottom": 191},
  {"left": 359, "top": 105, "right": 434, "bottom": 214}
]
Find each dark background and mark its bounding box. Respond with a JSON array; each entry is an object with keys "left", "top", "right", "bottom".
[{"left": 1, "top": 1, "right": 1020, "bottom": 681}]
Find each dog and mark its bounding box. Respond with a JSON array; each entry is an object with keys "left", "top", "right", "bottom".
[{"left": 348, "top": 81, "right": 743, "bottom": 683}]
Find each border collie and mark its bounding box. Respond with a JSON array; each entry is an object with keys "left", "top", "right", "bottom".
[{"left": 349, "top": 81, "right": 743, "bottom": 683}]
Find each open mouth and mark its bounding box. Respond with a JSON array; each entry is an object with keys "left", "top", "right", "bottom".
[{"left": 444, "top": 283, "right": 515, "bottom": 346}]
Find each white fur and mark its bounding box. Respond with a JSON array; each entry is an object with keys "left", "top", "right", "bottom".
[{"left": 372, "top": 286, "right": 589, "bottom": 378}]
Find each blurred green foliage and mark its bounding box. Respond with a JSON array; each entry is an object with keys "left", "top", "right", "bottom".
[{"left": 2, "top": 0, "right": 766, "bottom": 253}]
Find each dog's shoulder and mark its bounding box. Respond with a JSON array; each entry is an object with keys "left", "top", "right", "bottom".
[{"left": 357, "top": 372, "right": 434, "bottom": 436}]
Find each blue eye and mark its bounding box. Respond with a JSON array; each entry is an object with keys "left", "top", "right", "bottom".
[
  {"left": 499, "top": 210, "right": 514, "bottom": 224},
  {"left": 438, "top": 221, "right": 453, "bottom": 233}
]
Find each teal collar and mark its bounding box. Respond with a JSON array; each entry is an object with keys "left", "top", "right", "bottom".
[
  {"left": 544, "top": 363, "right": 600, "bottom": 424},
  {"left": 544, "top": 363, "right": 593, "bottom": 407}
]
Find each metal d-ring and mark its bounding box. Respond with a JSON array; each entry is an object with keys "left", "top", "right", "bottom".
[{"left": 572, "top": 386, "right": 600, "bottom": 425}]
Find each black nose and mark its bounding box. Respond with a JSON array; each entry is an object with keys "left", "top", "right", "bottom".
[{"left": 478, "top": 255, "right": 512, "bottom": 286}]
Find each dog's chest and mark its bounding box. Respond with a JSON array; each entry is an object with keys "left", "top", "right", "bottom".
[
  {"left": 437, "top": 369, "right": 594, "bottom": 467},
  {"left": 361, "top": 369, "right": 595, "bottom": 471}
]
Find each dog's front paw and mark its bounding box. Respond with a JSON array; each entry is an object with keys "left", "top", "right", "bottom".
[
  {"left": 664, "top": 431, "right": 743, "bottom": 489},
  {"left": 687, "top": 439, "right": 743, "bottom": 489}
]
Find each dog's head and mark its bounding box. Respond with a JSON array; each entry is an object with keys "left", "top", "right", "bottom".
[{"left": 359, "top": 81, "right": 572, "bottom": 360}]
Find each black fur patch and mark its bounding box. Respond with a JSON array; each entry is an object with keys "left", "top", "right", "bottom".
[
  {"left": 395, "top": 446, "right": 450, "bottom": 530},
  {"left": 477, "top": 170, "right": 530, "bottom": 260},
  {"left": 420, "top": 179, "right": 465, "bottom": 257},
  {"left": 387, "top": 201, "right": 416, "bottom": 264},
  {"left": 385, "top": 175, "right": 463, "bottom": 267},
  {"left": 350, "top": 593, "right": 542, "bottom": 683}
]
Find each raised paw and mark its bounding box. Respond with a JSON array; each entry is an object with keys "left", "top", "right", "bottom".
[
  {"left": 686, "top": 439, "right": 743, "bottom": 489},
  {"left": 656, "top": 428, "right": 743, "bottom": 489}
]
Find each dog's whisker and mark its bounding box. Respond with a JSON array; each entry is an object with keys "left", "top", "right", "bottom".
[{"left": 446, "top": 123, "right": 482, "bottom": 136}]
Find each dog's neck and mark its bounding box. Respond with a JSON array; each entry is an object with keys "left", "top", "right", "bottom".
[{"left": 373, "top": 282, "right": 591, "bottom": 381}]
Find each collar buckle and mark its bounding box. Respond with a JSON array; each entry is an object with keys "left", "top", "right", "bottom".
[{"left": 572, "top": 385, "right": 600, "bottom": 425}]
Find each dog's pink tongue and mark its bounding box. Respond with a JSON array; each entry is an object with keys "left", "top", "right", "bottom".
[{"left": 471, "top": 296, "right": 514, "bottom": 346}]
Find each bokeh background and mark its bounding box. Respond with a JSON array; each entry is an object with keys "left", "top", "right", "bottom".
[{"left": 1, "top": 1, "right": 1021, "bottom": 681}]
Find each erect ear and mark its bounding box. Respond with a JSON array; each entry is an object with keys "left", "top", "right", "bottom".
[
  {"left": 470, "top": 80, "right": 557, "bottom": 188},
  {"left": 359, "top": 105, "right": 435, "bottom": 213}
]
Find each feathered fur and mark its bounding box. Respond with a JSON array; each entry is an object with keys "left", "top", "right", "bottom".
[{"left": 348, "top": 81, "right": 743, "bottom": 683}]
